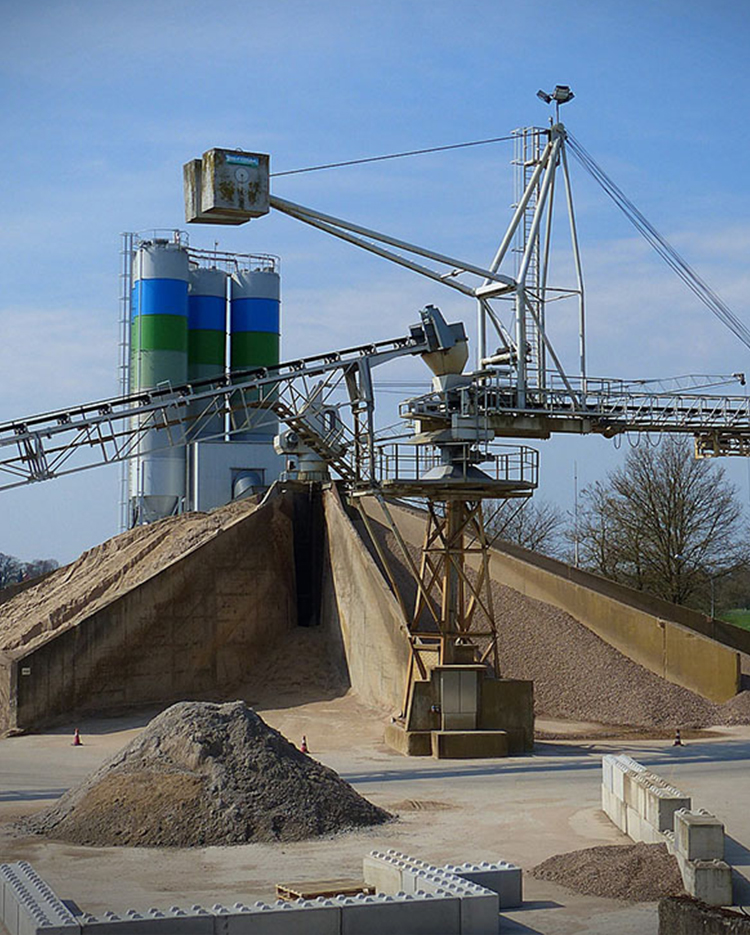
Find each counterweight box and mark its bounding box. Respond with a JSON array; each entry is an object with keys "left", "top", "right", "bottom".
[{"left": 184, "top": 148, "right": 270, "bottom": 224}]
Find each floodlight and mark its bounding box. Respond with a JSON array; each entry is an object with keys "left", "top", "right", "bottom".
[
  {"left": 552, "top": 85, "right": 575, "bottom": 104},
  {"left": 536, "top": 90, "right": 552, "bottom": 104}
]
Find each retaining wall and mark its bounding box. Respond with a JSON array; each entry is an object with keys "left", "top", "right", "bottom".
[
  {"left": 359, "top": 499, "right": 741, "bottom": 704},
  {"left": 602, "top": 754, "right": 733, "bottom": 905},
  {"left": 659, "top": 896, "right": 750, "bottom": 934},
  {"left": 0, "top": 856, "right": 510, "bottom": 935},
  {"left": 1, "top": 496, "right": 297, "bottom": 733},
  {"left": 322, "top": 488, "right": 410, "bottom": 711}
]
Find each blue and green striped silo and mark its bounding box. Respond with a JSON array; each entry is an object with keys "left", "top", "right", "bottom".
[
  {"left": 188, "top": 266, "right": 228, "bottom": 439},
  {"left": 130, "top": 239, "right": 189, "bottom": 522},
  {"left": 229, "top": 268, "right": 280, "bottom": 439}
]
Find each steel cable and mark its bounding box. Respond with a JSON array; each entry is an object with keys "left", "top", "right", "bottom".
[{"left": 567, "top": 134, "right": 750, "bottom": 351}]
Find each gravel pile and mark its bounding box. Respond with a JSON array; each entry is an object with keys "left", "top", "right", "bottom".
[
  {"left": 532, "top": 843, "right": 684, "bottom": 901},
  {"left": 21, "top": 701, "right": 391, "bottom": 847},
  {"left": 492, "top": 580, "right": 750, "bottom": 728},
  {"left": 361, "top": 513, "right": 750, "bottom": 729}
]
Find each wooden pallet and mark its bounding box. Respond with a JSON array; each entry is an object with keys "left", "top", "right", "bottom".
[{"left": 276, "top": 878, "right": 375, "bottom": 901}]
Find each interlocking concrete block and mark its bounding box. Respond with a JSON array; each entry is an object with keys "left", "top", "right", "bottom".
[
  {"left": 679, "top": 858, "right": 733, "bottom": 906},
  {"left": 602, "top": 784, "right": 627, "bottom": 832},
  {"left": 605, "top": 790, "right": 628, "bottom": 834},
  {"left": 662, "top": 829, "right": 676, "bottom": 856},
  {"left": 644, "top": 784, "right": 691, "bottom": 833},
  {"left": 338, "top": 892, "right": 461, "bottom": 935},
  {"left": 437, "top": 881, "right": 499, "bottom": 934},
  {"left": 0, "top": 862, "right": 80, "bottom": 935},
  {"left": 622, "top": 770, "right": 641, "bottom": 810},
  {"left": 405, "top": 870, "right": 448, "bottom": 897},
  {"left": 444, "top": 861, "right": 522, "bottom": 908},
  {"left": 80, "top": 905, "right": 215, "bottom": 934},
  {"left": 674, "top": 809, "right": 725, "bottom": 861},
  {"left": 611, "top": 760, "right": 627, "bottom": 800},
  {"left": 602, "top": 754, "right": 616, "bottom": 793},
  {"left": 212, "top": 898, "right": 341, "bottom": 935},
  {"left": 617, "top": 755, "right": 647, "bottom": 775},
  {"left": 363, "top": 854, "right": 404, "bottom": 895}
]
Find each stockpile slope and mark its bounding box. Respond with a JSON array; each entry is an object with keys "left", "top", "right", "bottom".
[
  {"left": 0, "top": 499, "right": 258, "bottom": 656},
  {"left": 22, "top": 701, "right": 391, "bottom": 846},
  {"left": 532, "top": 843, "right": 684, "bottom": 901},
  {"left": 359, "top": 513, "right": 750, "bottom": 728}
]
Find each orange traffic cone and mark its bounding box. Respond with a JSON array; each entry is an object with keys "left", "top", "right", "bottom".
[
  {"left": 300, "top": 735, "right": 309, "bottom": 754},
  {"left": 72, "top": 728, "right": 82, "bottom": 746}
]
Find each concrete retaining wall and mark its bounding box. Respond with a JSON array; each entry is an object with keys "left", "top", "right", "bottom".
[
  {"left": 0, "top": 857, "right": 507, "bottom": 935},
  {"left": 602, "top": 754, "right": 733, "bottom": 905},
  {"left": 489, "top": 542, "right": 740, "bottom": 703},
  {"left": 322, "top": 488, "right": 410, "bottom": 711},
  {"left": 659, "top": 896, "right": 750, "bottom": 934},
  {"left": 1, "top": 496, "right": 297, "bottom": 733},
  {"left": 360, "top": 500, "right": 741, "bottom": 704}
]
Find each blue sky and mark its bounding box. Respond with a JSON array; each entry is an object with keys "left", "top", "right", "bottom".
[{"left": 2, "top": 0, "right": 750, "bottom": 562}]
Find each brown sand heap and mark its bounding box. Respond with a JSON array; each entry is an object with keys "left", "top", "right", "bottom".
[
  {"left": 532, "top": 842, "right": 684, "bottom": 901},
  {"left": 0, "top": 499, "right": 258, "bottom": 656},
  {"left": 22, "top": 701, "right": 391, "bottom": 847}
]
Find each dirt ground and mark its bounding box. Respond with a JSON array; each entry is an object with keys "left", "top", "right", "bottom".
[{"left": 3, "top": 688, "right": 749, "bottom": 935}]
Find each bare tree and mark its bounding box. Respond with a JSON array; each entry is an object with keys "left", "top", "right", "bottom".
[
  {"left": 0, "top": 553, "right": 22, "bottom": 589},
  {"left": 0, "top": 553, "right": 59, "bottom": 589},
  {"left": 575, "top": 436, "right": 746, "bottom": 608},
  {"left": 486, "top": 497, "right": 565, "bottom": 557}
]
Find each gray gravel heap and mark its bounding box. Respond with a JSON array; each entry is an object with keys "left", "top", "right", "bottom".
[
  {"left": 532, "top": 842, "right": 685, "bottom": 901},
  {"left": 22, "top": 701, "right": 391, "bottom": 847}
]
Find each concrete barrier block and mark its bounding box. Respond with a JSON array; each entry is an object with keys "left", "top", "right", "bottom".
[
  {"left": 338, "top": 892, "right": 461, "bottom": 935},
  {"left": 431, "top": 730, "right": 508, "bottom": 759},
  {"left": 644, "top": 785, "right": 691, "bottom": 833},
  {"left": 611, "top": 760, "right": 627, "bottom": 800},
  {"left": 673, "top": 809, "right": 725, "bottom": 861},
  {"left": 0, "top": 862, "right": 80, "bottom": 935},
  {"left": 80, "top": 911, "right": 144, "bottom": 933},
  {"left": 602, "top": 754, "right": 616, "bottom": 793},
  {"left": 444, "top": 861, "right": 522, "bottom": 908},
  {"left": 255, "top": 899, "right": 341, "bottom": 934},
  {"left": 363, "top": 854, "right": 403, "bottom": 895},
  {"left": 602, "top": 785, "right": 627, "bottom": 832},
  {"left": 405, "top": 871, "right": 448, "bottom": 897},
  {"left": 633, "top": 775, "right": 652, "bottom": 818},
  {"left": 454, "top": 883, "right": 499, "bottom": 934},
  {"left": 617, "top": 755, "right": 647, "bottom": 775},
  {"left": 211, "top": 899, "right": 341, "bottom": 935},
  {"left": 80, "top": 906, "right": 216, "bottom": 934},
  {"left": 622, "top": 770, "right": 641, "bottom": 810},
  {"left": 679, "top": 858, "right": 733, "bottom": 906},
  {"left": 625, "top": 805, "right": 645, "bottom": 841}
]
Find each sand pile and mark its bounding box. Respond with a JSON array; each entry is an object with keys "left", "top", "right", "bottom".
[
  {"left": 22, "top": 701, "right": 391, "bottom": 847},
  {"left": 532, "top": 843, "right": 684, "bottom": 901},
  {"left": 360, "top": 513, "right": 750, "bottom": 729},
  {"left": 0, "top": 499, "right": 258, "bottom": 656}
]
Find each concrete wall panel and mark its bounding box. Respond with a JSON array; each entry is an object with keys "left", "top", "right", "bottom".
[
  {"left": 6, "top": 497, "right": 296, "bottom": 732},
  {"left": 361, "top": 500, "right": 740, "bottom": 703},
  {"left": 322, "top": 489, "right": 410, "bottom": 712}
]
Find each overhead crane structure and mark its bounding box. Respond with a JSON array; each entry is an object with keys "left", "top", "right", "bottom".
[
  {"left": 182, "top": 92, "right": 750, "bottom": 717},
  {"left": 5, "top": 90, "right": 750, "bottom": 730}
]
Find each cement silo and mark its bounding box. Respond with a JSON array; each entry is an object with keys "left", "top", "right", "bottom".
[
  {"left": 130, "top": 238, "right": 189, "bottom": 523},
  {"left": 229, "top": 268, "right": 280, "bottom": 441},
  {"left": 188, "top": 266, "right": 228, "bottom": 439}
]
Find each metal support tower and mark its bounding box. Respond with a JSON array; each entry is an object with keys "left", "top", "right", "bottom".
[{"left": 513, "top": 128, "right": 545, "bottom": 396}]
